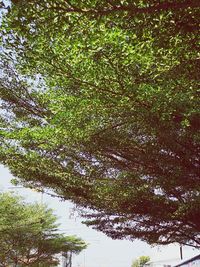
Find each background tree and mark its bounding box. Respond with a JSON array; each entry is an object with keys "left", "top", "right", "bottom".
[
  {"left": 0, "top": 192, "right": 87, "bottom": 266},
  {"left": 132, "top": 256, "right": 150, "bottom": 267},
  {"left": 0, "top": 0, "right": 199, "bottom": 248}
]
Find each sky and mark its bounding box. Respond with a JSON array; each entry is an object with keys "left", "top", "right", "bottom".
[{"left": 0, "top": 164, "right": 199, "bottom": 267}]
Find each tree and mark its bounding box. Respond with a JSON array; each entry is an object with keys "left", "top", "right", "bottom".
[
  {"left": 0, "top": 192, "right": 86, "bottom": 266},
  {"left": 132, "top": 256, "right": 150, "bottom": 267},
  {"left": 0, "top": 1, "right": 200, "bottom": 248}
]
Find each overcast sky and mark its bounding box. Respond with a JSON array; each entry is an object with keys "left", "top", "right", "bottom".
[{"left": 0, "top": 164, "right": 199, "bottom": 267}]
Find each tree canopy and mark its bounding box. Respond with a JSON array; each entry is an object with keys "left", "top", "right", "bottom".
[
  {"left": 0, "top": 192, "right": 86, "bottom": 266},
  {"left": 0, "top": 0, "right": 199, "bottom": 248}
]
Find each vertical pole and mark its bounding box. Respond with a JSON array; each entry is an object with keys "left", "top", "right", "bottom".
[
  {"left": 180, "top": 245, "right": 183, "bottom": 260},
  {"left": 41, "top": 191, "right": 44, "bottom": 204}
]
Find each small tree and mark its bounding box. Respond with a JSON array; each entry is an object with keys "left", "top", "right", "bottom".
[
  {"left": 132, "top": 256, "right": 150, "bottom": 267},
  {"left": 0, "top": 192, "right": 87, "bottom": 266}
]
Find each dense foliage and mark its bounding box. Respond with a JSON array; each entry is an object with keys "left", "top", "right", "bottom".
[
  {"left": 0, "top": 192, "right": 86, "bottom": 266},
  {"left": 0, "top": 1, "right": 199, "bottom": 247}
]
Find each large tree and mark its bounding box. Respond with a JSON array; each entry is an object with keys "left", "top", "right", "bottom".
[
  {"left": 0, "top": 192, "right": 86, "bottom": 266},
  {"left": 0, "top": 0, "right": 200, "bottom": 248}
]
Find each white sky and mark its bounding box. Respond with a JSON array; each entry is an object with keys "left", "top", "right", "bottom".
[{"left": 0, "top": 164, "right": 199, "bottom": 267}]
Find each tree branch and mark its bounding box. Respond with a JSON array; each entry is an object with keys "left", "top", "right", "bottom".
[{"left": 49, "top": 1, "right": 200, "bottom": 16}]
